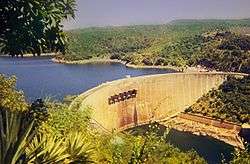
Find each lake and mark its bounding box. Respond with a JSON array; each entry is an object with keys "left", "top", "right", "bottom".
[
  {"left": 0, "top": 57, "right": 172, "bottom": 101},
  {"left": 0, "top": 57, "right": 235, "bottom": 164}
]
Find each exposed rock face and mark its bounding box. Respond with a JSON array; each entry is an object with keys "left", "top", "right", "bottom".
[{"left": 164, "top": 113, "right": 244, "bottom": 149}]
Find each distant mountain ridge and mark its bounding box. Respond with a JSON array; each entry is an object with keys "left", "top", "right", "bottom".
[{"left": 169, "top": 18, "right": 250, "bottom": 25}]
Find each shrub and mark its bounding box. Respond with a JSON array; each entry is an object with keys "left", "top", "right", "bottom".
[
  {"left": 154, "top": 57, "right": 166, "bottom": 66},
  {"left": 25, "top": 132, "right": 95, "bottom": 164},
  {"left": 40, "top": 101, "right": 92, "bottom": 137},
  {"left": 142, "top": 58, "right": 153, "bottom": 65},
  {"left": 0, "top": 75, "right": 35, "bottom": 164},
  {"left": 230, "top": 146, "right": 250, "bottom": 164},
  {"left": 27, "top": 99, "right": 49, "bottom": 128},
  {"left": 110, "top": 53, "right": 121, "bottom": 60}
]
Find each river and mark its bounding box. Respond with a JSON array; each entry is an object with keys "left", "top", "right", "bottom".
[{"left": 0, "top": 56, "right": 235, "bottom": 164}]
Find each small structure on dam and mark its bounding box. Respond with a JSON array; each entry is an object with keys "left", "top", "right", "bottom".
[{"left": 108, "top": 89, "right": 137, "bottom": 105}]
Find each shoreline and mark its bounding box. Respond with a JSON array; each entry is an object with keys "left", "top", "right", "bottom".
[
  {"left": 51, "top": 58, "right": 197, "bottom": 72},
  {"left": 125, "top": 63, "right": 182, "bottom": 71},
  {"left": 1, "top": 54, "right": 217, "bottom": 73},
  {"left": 51, "top": 58, "right": 127, "bottom": 65},
  {"left": 0, "top": 53, "right": 56, "bottom": 58}
]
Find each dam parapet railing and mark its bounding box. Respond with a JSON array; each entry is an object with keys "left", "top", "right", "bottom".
[{"left": 70, "top": 72, "right": 247, "bottom": 132}]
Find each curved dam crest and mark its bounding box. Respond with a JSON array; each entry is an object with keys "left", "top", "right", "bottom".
[{"left": 71, "top": 72, "right": 246, "bottom": 132}]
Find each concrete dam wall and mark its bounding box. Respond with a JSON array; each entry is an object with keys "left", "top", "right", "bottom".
[{"left": 71, "top": 72, "right": 245, "bottom": 132}]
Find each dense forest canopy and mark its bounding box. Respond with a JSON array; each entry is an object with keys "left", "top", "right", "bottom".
[{"left": 62, "top": 19, "right": 250, "bottom": 73}]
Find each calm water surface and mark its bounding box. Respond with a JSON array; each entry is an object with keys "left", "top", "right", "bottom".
[
  {"left": 167, "top": 129, "right": 234, "bottom": 164},
  {"left": 0, "top": 57, "right": 235, "bottom": 164},
  {"left": 130, "top": 125, "right": 234, "bottom": 164},
  {"left": 0, "top": 57, "right": 172, "bottom": 101}
]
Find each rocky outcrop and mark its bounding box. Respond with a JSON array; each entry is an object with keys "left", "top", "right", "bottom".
[{"left": 164, "top": 114, "right": 245, "bottom": 149}]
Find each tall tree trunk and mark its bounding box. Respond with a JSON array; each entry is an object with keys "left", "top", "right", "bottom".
[
  {"left": 10, "top": 52, "right": 14, "bottom": 58},
  {"left": 37, "top": 51, "right": 41, "bottom": 56}
]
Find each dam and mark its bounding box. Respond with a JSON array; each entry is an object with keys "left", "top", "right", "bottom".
[{"left": 70, "top": 72, "right": 246, "bottom": 133}]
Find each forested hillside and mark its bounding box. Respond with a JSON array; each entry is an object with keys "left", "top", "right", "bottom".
[
  {"left": 186, "top": 75, "right": 250, "bottom": 124},
  {"left": 62, "top": 19, "right": 250, "bottom": 73}
]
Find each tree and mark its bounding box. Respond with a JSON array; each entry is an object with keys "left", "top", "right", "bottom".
[
  {"left": 28, "top": 99, "right": 49, "bottom": 128},
  {"left": 0, "top": 0, "right": 76, "bottom": 57}
]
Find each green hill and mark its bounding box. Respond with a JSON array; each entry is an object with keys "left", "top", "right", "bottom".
[
  {"left": 62, "top": 19, "right": 250, "bottom": 73},
  {"left": 186, "top": 75, "right": 250, "bottom": 124}
]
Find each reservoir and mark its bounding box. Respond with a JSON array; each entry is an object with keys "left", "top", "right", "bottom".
[
  {"left": 0, "top": 57, "right": 172, "bottom": 101},
  {"left": 0, "top": 56, "right": 235, "bottom": 164}
]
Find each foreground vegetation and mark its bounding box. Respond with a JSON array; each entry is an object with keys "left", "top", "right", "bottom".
[
  {"left": 186, "top": 75, "right": 250, "bottom": 124},
  {"left": 1, "top": 74, "right": 249, "bottom": 163},
  {"left": 62, "top": 19, "right": 250, "bottom": 73},
  {"left": 0, "top": 74, "right": 208, "bottom": 163}
]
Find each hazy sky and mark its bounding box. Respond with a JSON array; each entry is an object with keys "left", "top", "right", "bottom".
[{"left": 63, "top": 0, "right": 250, "bottom": 29}]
